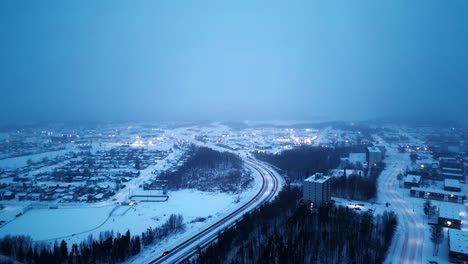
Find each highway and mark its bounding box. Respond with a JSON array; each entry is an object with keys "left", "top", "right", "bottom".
[
  {"left": 148, "top": 158, "right": 281, "bottom": 264},
  {"left": 379, "top": 147, "right": 424, "bottom": 264}
]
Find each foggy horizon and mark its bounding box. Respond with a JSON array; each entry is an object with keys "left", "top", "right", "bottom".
[{"left": 1, "top": 1, "right": 467, "bottom": 126}]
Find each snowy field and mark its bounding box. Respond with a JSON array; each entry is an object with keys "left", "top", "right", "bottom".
[
  {"left": 0, "top": 186, "right": 259, "bottom": 248},
  {"left": 0, "top": 149, "right": 72, "bottom": 169},
  {"left": 0, "top": 205, "right": 115, "bottom": 241},
  {"left": 0, "top": 122, "right": 293, "bottom": 255}
]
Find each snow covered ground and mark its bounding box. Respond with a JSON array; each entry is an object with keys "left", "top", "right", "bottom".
[
  {"left": 0, "top": 143, "right": 264, "bottom": 262},
  {"left": 0, "top": 149, "right": 72, "bottom": 169},
  {"left": 0, "top": 122, "right": 350, "bottom": 261},
  {"left": 0, "top": 188, "right": 257, "bottom": 247}
]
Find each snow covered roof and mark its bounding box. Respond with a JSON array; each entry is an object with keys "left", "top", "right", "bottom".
[
  {"left": 440, "top": 157, "right": 457, "bottom": 161},
  {"left": 442, "top": 167, "right": 463, "bottom": 172},
  {"left": 439, "top": 206, "right": 461, "bottom": 220},
  {"left": 442, "top": 172, "right": 464, "bottom": 178},
  {"left": 445, "top": 179, "right": 461, "bottom": 189},
  {"left": 367, "top": 146, "right": 381, "bottom": 153},
  {"left": 450, "top": 229, "right": 468, "bottom": 254},
  {"left": 348, "top": 153, "right": 366, "bottom": 163},
  {"left": 305, "top": 173, "right": 330, "bottom": 184},
  {"left": 404, "top": 174, "right": 421, "bottom": 183}
]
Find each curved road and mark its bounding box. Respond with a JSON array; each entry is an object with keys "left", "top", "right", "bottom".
[
  {"left": 148, "top": 158, "right": 280, "bottom": 264},
  {"left": 379, "top": 147, "right": 424, "bottom": 264}
]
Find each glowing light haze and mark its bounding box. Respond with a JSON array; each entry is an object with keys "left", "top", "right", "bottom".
[{"left": 1, "top": 1, "right": 467, "bottom": 124}]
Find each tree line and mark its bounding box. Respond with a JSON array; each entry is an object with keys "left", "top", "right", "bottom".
[
  {"left": 190, "top": 186, "right": 397, "bottom": 264},
  {"left": 253, "top": 146, "right": 344, "bottom": 182},
  {"left": 0, "top": 214, "right": 184, "bottom": 264},
  {"left": 254, "top": 146, "right": 385, "bottom": 201},
  {"left": 159, "top": 146, "right": 251, "bottom": 193},
  {"left": 331, "top": 163, "right": 385, "bottom": 201}
]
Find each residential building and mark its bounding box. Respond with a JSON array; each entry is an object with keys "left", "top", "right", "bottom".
[
  {"left": 303, "top": 173, "right": 331, "bottom": 206},
  {"left": 366, "top": 146, "right": 382, "bottom": 166},
  {"left": 374, "top": 144, "right": 387, "bottom": 159},
  {"left": 410, "top": 187, "right": 464, "bottom": 203}
]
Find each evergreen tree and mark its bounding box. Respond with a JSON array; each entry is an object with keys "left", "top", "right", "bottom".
[
  {"left": 60, "top": 240, "right": 68, "bottom": 261},
  {"left": 430, "top": 225, "right": 444, "bottom": 256},
  {"left": 423, "top": 200, "right": 432, "bottom": 218}
]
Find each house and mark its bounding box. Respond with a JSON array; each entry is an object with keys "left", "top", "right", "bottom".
[
  {"left": 94, "top": 193, "right": 104, "bottom": 200},
  {"left": 29, "top": 193, "right": 42, "bottom": 201},
  {"left": 404, "top": 174, "right": 421, "bottom": 188},
  {"left": 61, "top": 195, "right": 74, "bottom": 202},
  {"left": 73, "top": 176, "right": 84, "bottom": 182},
  {"left": 449, "top": 229, "right": 468, "bottom": 263},
  {"left": 16, "top": 192, "right": 27, "bottom": 201},
  {"left": 1, "top": 191, "right": 14, "bottom": 200}
]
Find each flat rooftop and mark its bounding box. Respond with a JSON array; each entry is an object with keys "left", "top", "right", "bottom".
[
  {"left": 450, "top": 229, "right": 468, "bottom": 254},
  {"left": 367, "top": 146, "right": 381, "bottom": 153},
  {"left": 305, "top": 173, "right": 331, "bottom": 184},
  {"left": 442, "top": 167, "right": 463, "bottom": 172},
  {"left": 404, "top": 174, "right": 421, "bottom": 183},
  {"left": 442, "top": 172, "right": 464, "bottom": 178},
  {"left": 439, "top": 205, "right": 462, "bottom": 220},
  {"left": 445, "top": 179, "right": 461, "bottom": 189}
]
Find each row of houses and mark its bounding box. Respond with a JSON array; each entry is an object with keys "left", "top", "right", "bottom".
[
  {"left": 0, "top": 183, "right": 117, "bottom": 203},
  {"left": 0, "top": 145, "right": 172, "bottom": 203}
]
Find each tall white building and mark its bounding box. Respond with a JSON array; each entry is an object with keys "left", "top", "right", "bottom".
[
  {"left": 303, "top": 173, "right": 331, "bottom": 206},
  {"left": 367, "top": 146, "right": 382, "bottom": 166}
]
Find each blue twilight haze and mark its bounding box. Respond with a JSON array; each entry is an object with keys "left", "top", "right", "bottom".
[{"left": 0, "top": 1, "right": 467, "bottom": 124}]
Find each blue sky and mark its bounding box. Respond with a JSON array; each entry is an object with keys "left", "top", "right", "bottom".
[{"left": 1, "top": 1, "right": 467, "bottom": 124}]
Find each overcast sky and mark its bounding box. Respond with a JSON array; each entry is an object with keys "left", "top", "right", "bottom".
[{"left": 1, "top": 1, "right": 467, "bottom": 124}]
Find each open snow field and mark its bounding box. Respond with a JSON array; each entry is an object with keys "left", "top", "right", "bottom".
[{"left": 0, "top": 188, "right": 257, "bottom": 248}]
